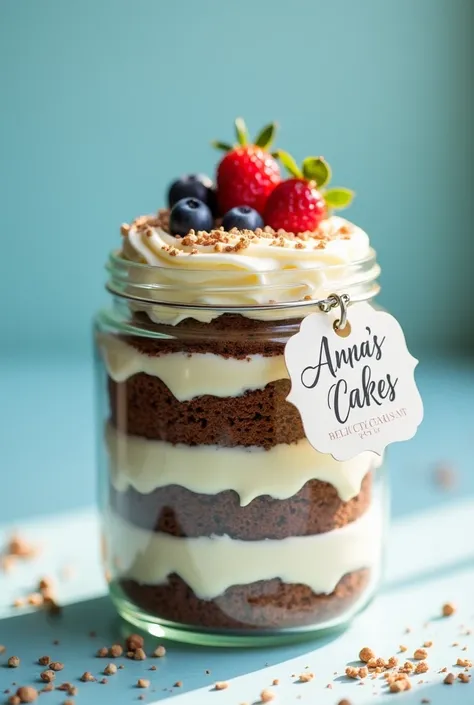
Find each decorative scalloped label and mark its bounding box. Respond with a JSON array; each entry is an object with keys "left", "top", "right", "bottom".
[{"left": 285, "top": 302, "right": 423, "bottom": 461}]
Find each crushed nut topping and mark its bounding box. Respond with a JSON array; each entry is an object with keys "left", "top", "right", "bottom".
[{"left": 122, "top": 209, "right": 355, "bottom": 256}]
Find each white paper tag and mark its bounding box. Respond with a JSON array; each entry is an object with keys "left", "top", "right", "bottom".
[{"left": 285, "top": 302, "right": 423, "bottom": 461}]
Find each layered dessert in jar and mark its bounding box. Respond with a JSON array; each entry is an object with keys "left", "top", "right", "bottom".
[{"left": 96, "top": 119, "right": 386, "bottom": 642}]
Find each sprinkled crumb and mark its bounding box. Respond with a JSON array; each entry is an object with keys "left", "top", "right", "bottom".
[
  {"left": 16, "top": 686, "right": 38, "bottom": 702},
  {"left": 423, "top": 641, "right": 433, "bottom": 648},
  {"left": 434, "top": 463, "right": 457, "bottom": 489},
  {"left": 359, "top": 647, "right": 375, "bottom": 663},
  {"left": 298, "top": 672, "right": 314, "bottom": 682},
  {"left": 152, "top": 645, "right": 166, "bottom": 658},
  {"left": 345, "top": 667, "right": 359, "bottom": 679},
  {"left": 49, "top": 662, "right": 63, "bottom": 671},
  {"left": 80, "top": 672, "right": 95, "bottom": 682},
  {"left": 96, "top": 647, "right": 108, "bottom": 658},
  {"left": 104, "top": 664, "right": 117, "bottom": 675},
  {"left": 260, "top": 689, "right": 275, "bottom": 702},
  {"left": 414, "top": 649, "right": 428, "bottom": 660},
  {"left": 399, "top": 645, "right": 408, "bottom": 653},
  {"left": 272, "top": 679, "right": 279, "bottom": 686},
  {"left": 7, "top": 534, "right": 38, "bottom": 558},
  {"left": 214, "top": 682, "right": 228, "bottom": 690},
  {"left": 40, "top": 670, "right": 55, "bottom": 683},
  {"left": 27, "top": 593, "right": 43, "bottom": 607},
  {"left": 109, "top": 644, "right": 123, "bottom": 658},
  {"left": 133, "top": 648, "right": 146, "bottom": 661},
  {"left": 174, "top": 681, "right": 182, "bottom": 687},
  {"left": 56, "top": 683, "right": 76, "bottom": 694},
  {"left": 457, "top": 658, "right": 472, "bottom": 667},
  {"left": 442, "top": 603, "right": 456, "bottom": 617},
  {"left": 125, "top": 634, "right": 144, "bottom": 651},
  {"left": 389, "top": 678, "right": 411, "bottom": 693},
  {"left": 444, "top": 673, "right": 455, "bottom": 684},
  {"left": 137, "top": 679, "right": 150, "bottom": 689},
  {"left": 8, "top": 657, "right": 20, "bottom": 668},
  {"left": 415, "top": 661, "right": 429, "bottom": 674},
  {"left": 458, "top": 673, "right": 471, "bottom": 683}
]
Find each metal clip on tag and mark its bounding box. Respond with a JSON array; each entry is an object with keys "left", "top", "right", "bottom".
[{"left": 318, "top": 294, "right": 351, "bottom": 337}]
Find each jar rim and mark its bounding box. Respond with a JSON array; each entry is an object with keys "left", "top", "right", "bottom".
[{"left": 106, "top": 248, "right": 381, "bottom": 312}]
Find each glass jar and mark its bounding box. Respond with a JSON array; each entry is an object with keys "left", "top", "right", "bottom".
[{"left": 94, "top": 249, "right": 388, "bottom": 646}]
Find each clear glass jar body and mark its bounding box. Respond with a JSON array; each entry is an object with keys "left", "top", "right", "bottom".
[{"left": 95, "top": 254, "right": 388, "bottom": 645}]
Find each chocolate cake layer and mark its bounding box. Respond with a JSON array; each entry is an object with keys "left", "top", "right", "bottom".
[
  {"left": 124, "top": 312, "right": 302, "bottom": 357},
  {"left": 108, "top": 376, "right": 305, "bottom": 448},
  {"left": 119, "top": 569, "right": 371, "bottom": 629},
  {"left": 109, "top": 473, "right": 372, "bottom": 540}
]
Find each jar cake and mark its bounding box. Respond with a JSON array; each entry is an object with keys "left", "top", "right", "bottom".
[{"left": 95, "top": 119, "right": 387, "bottom": 644}]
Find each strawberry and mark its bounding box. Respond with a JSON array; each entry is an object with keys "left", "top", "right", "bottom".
[
  {"left": 264, "top": 151, "right": 354, "bottom": 233},
  {"left": 212, "top": 118, "right": 281, "bottom": 215}
]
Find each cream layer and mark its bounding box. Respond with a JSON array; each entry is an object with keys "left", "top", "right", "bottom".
[
  {"left": 106, "top": 499, "right": 383, "bottom": 599},
  {"left": 106, "top": 423, "right": 379, "bottom": 504},
  {"left": 98, "top": 333, "right": 287, "bottom": 401},
  {"left": 120, "top": 216, "right": 377, "bottom": 325}
]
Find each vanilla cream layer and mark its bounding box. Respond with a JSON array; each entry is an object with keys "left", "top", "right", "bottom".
[
  {"left": 106, "top": 424, "right": 379, "bottom": 504},
  {"left": 120, "top": 216, "right": 376, "bottom": 325},
  {"left": 107, "top": 500, "right": 383, "bottom": 599},
  {"left": 98, "top": 334, "right": 287, "bottom": 401}
]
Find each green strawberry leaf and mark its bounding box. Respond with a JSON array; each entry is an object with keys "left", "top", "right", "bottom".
[
  {"left": 235, "top": 117, "right": 249, "bottom": 146},
  {"left": 324, "top": 187, "right": 355, "bottom": 209},
  {"left": 275, "top": 150, "right": 302, "bottom": 178},
  {"left": 254, "top": 122, "right": 278, "bottom": 150},
  {"left": 302, "top": 157, "right": 331, "bottom": 188},
  {"left": 211, "top": 140, "right": 232, "bottom": 152}
]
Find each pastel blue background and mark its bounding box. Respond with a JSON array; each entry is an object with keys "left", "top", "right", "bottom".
[
  {"left": 1, "top": 0, "right": 473, "bottom": 358},
  {"left": 1, "top": 5, "right": 474, "bottom": 704}
]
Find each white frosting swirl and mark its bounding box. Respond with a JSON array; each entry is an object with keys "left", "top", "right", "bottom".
[{"left": 119, "top": 216, "right": 376, "bottom": 325}]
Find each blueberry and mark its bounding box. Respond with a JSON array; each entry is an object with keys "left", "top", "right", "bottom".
[
  {"left": 168, "top": 174, "right": 214, "bottom": 210},
  {"left": 222, "top": 206, "right": 264, "bottom": 231},
  {"left": 169, "top": 198, "right": 213, "bottom": 237}
]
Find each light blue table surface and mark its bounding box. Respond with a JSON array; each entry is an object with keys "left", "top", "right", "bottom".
[{"left": 1, "top": 356, "right": 473, "bottom": 704}]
